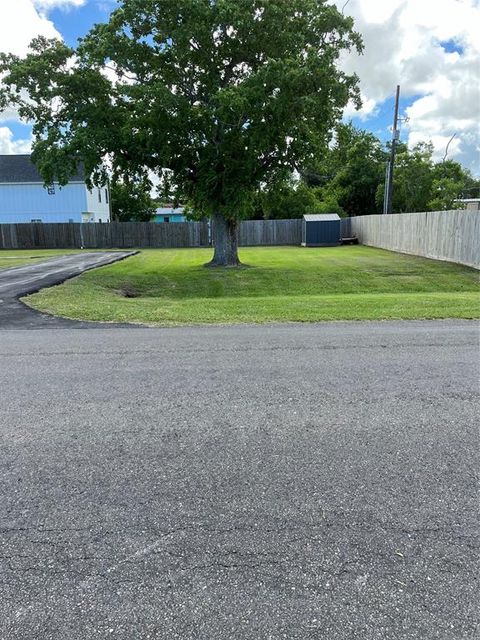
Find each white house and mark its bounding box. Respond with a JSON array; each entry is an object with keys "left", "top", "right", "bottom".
[
  {"left": 0, "top": 155, "right": 110, "bottom": 223},
  {"left": 455, "top": 198, "right": 480, "bottom": 211}
]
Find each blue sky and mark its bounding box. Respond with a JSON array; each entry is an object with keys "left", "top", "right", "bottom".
[
  {"left": 1, "top": 0, "right": 478, "bottom": 174},
  {"left": 48, "top": 1, "right": 115, "bottom": 45}
]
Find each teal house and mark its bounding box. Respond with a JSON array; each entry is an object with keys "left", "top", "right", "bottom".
[{"left": 154, "top": 206, "right": 186, "bottom": 223}]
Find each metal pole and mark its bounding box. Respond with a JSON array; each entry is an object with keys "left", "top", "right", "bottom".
[
  {"left": 384, "top": 85, "right": 400, "bottom": 214},
  {"left": 383, "top": 163, "right": 390, "bottom": 215}
]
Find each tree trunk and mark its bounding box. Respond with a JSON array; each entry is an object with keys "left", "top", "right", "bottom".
[{"left": 206, "top": 212, "right": 241, "bottom": 267}]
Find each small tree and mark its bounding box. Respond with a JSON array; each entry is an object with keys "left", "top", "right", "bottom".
[
  {"left": 259, "top": 180, "right": 323, "bottom": 219},
  {"left": 428, "top": 160, "right": 475, "bottom": 211},
  {"left": 111, "top": 178, "right": 157, "bottom": 222},
  {"left": 0, "top": 0, "right": 361, "bottom": 265},
  {"left": 375, "top": 142, "right": 434, "bottom": 213}
]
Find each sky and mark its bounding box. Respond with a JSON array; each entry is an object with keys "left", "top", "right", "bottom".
[{"left": 0, "top": 0, "right": 479, "bottom": 175}]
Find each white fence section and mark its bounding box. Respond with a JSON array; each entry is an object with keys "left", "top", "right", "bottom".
[{"left": 350, "top": 210, "right": 480, "bottom": 269}]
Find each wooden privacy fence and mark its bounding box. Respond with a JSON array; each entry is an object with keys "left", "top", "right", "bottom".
[
  {"left": 0, "top": 212, "right": 477, "bottom": 268},
  {"left": 0, "top": 219, "right": 302, "bottom": 250},
  {"left": 0, "top": 221, "right": 210, "bottom": 250},
  {"left": 350, "top": 209, "right": 480, "bottom": 269},
  {"left": 239, "top": 219, "right": 302, "bottom": 246}
]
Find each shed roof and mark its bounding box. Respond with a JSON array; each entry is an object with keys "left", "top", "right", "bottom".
[
  {"left": 0, "top": 155, "right": 84, "bottom": 184},
  {"left": 303, "top": 213, "right": 341, "bottom": 222}
]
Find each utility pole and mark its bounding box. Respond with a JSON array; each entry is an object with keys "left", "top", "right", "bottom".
[{"left": 384, "top": 85, "right": 400, "bottom": 214}]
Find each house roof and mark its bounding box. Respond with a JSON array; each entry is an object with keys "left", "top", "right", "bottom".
[
  {"left": 0, "top": 155, "right": 84, "bottom": 184},
  {"left": 303, "top": 213, "right": 341, "bottom": 222},
  {"left": 155, "top": 207, "right": 185, "bottom": 215}
]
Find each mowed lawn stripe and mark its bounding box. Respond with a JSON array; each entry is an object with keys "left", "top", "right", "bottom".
[
  {"left": 25, "top": 246, "right": 480, "bottom": 325},
  {"left": 0, "top": 249, "right": 83, "bottom": 270}
]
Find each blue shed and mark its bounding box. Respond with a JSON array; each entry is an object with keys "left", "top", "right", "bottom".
[{"left": 302, "top": 213, "right": 341, "bottom": 247}]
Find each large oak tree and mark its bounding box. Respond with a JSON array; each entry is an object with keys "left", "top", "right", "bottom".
[{"left": 0, "top": 0, "right": 362, "bottom": 265}]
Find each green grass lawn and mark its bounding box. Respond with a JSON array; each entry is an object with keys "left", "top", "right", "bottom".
[
  {"left": 0, "top": 249, "right": 81, "bottom": 270},
  {"left": 25, "top": 246, "right": 479, "bottom": 325}
]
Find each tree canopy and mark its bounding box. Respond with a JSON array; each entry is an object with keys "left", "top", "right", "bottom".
[
  {"left": 110, "top": 178, "right": 157, "bottom": 222},
  {"left": 0, "top": 0, "right": 362, "bottom": 265},
  {"left": 303, "top": 123, "right": 387, "bottom": 216},
  {"left": 256, "top": 124, "right": 479, "bottom": 219},
  {"left": 373, "top": 142, "right": 479, "bottom": 214}
]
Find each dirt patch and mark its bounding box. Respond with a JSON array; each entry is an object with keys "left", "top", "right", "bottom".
[{"left": 118, "top": 284, "right": 141, "bottom": 298}]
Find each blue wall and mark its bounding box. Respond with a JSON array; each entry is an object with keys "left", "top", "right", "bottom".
[
  {"left": 303, "top": 219, "right": 341, "bottom": 246},
  {"left": 0, "top": 183, "right": 87, "bottom": 223}
]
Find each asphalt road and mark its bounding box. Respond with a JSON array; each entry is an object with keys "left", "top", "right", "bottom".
[
  {"left": 0, "top": 251, "right": 135, "bottom": 328},
  {"left": 0, "top": 320, "right": 478, "bottom": 639}
]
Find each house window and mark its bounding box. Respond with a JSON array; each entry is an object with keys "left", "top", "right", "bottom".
[
  {"left": 31, "top": 219, "right": 42, "bottom": 223},
  {"left": 105, "top": 189, "right": 109, "bottom": 204},
  {"left": 98, "top": 188, "right": 102, "bottom": 203},
  {"left": 164, "top": 216, "right": 170, "bottom": 223},
  {"left": 47, "top": 184, "right": 55, "bottom": 195}
]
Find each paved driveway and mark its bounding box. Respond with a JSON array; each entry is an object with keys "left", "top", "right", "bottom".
[
  {"left": 0, "top": 251, "right": 135, "bottom": 328},
  {"left": 0, "top": 320, "right": 478, "bottom": 639}
]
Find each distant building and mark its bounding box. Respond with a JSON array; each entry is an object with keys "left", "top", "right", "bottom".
[
  {"left": 455, "top": 198, "right": 480, "bottom": 211},
  {"left": 0, "top": 155, "right": 110, "bottom": 223},
  {"left": 154, "top": 205, "right": 186, "bottom": 223}
]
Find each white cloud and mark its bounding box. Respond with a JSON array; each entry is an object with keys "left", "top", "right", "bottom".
[
  {"left": 0, "top": 127, "right": 33, "bottom": 154},
  {"left": 32, "top": 0, "right": 86, "bottom": 12},
  {"left": 343, "top": 96, "right": 377, "bottom": 120},
  {"left": 0, "top": 0, "right": 60, "bottom": 57},
  {"left": 0, "top": 0, "right": 84, "bottom": 153},
  {"left": 336, "top": 0, "right": 480, "bottom": 174}
]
